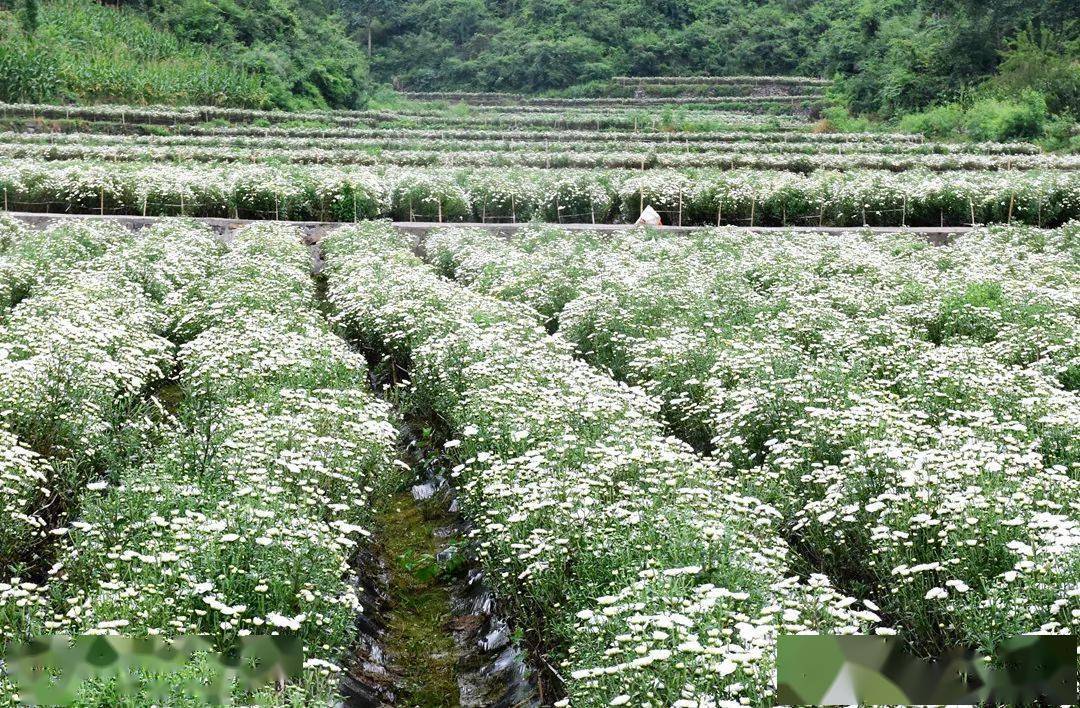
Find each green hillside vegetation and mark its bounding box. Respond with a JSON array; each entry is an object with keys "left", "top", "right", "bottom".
[
  {"left": 0, "top": 0, "right": 368, "bottom": 109},
  {"left": 354, "top": 0, "right": 1078, "bottom": 142},
  {"left": 0, "top": 0, "right": 1075, "bottom": 143}
]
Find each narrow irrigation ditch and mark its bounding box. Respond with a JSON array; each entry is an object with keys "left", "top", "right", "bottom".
[{"left": 312, "top": 246, "right": 542, "bottom": 707}]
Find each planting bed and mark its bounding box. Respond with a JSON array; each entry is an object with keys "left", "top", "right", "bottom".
[
  {"left": 0, "top": 72, "right": 1077, "bottom": 705},
  {"left": 0, "top": 214, "right": 1076, "bottom": 706}
]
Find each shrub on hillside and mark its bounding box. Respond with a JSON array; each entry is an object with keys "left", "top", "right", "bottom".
[{"left": 963, "top": 90, "right": 1049, "bottom": 141}]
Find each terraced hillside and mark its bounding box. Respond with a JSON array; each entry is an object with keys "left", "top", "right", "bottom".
[{"left": 0, "top": 80, "right": 1077, "bottom": 228}]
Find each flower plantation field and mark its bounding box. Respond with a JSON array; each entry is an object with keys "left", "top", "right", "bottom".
[
  {"left": 3, "top": 161, "right": 1080, "bottom": 228},
  {"left": 0, "top": 216, "right": 404, "bottom": 703},
  {"left": 2, "top": 87, "right": 1077, "bottom": 228},
  {"left": 421, "top": 223, "right": 1079, "bottom": 658},
  {"left": 8, "top": 131, "right": 1073, "bottom": 171},
  {"left": 1, "top": 66, "right": 1078, "bottom": 704},
  {"left": 1, "top": 209, "right": 1077, "bottom": 706}
]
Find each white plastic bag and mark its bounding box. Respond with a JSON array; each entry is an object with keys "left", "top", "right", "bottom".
[{"left": 635, "top": 205, "right": 662, "bottom": 226}]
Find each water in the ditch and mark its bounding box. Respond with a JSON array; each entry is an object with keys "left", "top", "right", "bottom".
[{"left": 339, "top": 462, "right": 541, "bottom": 707}]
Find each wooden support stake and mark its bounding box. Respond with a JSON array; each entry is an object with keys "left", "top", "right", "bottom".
[
  {"left": 100, "top": 188, "right": 105, "bottom": 216},
  {"left": 750, "top": 197, "right": 756, "bottom": 227},
  {"left": 678, "top": 191, "right": 683, "bottom": 226},
  {"left": 1007, "top": 193, "right": 1015, "bottom": 224}
]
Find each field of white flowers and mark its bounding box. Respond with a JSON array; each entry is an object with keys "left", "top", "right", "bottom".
[
  {"left": 1, "top": 206, "right": 1077, "bottom": 705},
  {"left": 2, "top": 94, "right": 1078, "bottom": 228},
  {"left": 0, "top": 78, "right": 1077, "bottom": 705},
  {"left": 422, "top": 223, "right": 1079, "bottom": 666}
]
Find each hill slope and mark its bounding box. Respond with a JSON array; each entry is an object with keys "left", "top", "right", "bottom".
[
  {"left": 0, "top": 0, "right": 368, "bottom": 109},
  {"left": 356, "top": 0, "right": 1078, "bottom": 115}
]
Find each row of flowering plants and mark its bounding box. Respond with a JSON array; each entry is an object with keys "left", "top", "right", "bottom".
[
  {"left": 1, "top": 219, "right": 222, "bottom": 626},
  {"left": 0, "top": 100, "right": 802, "bottom": 132},
  {"left": 3, "top": 137, "right": 1073, "bottom": 171},
  {"left": 321, "top": 222, "right": 880, "bottom": 706},
  {"left": 1, "top": 129, "right": 1047, "bottom": 159},
  {"left": 423, "top": 222, "right": 1080, "bottom": 663},
  {"left": 401, "top": 90, "right": 825, "bottom": 107},
  {"left": 2, "top": 216, "right": 146, "bottom": 577},
  {"left": 186, "top": 123, "right": 927, "bottom": 146},
  {"left": 2, "top": 220, "right": 404, "bottom": 703},
  {"left": 3, "top": 160, "right": 1080, "bottom": 227}
]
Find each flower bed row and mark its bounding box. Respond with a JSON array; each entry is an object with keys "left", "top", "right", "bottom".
[
  {"left": 1, "top": 218, "right": 221, "bottom": 589},
  {"left": 321, "top": 222, "right": 878, "bottom": 706},
  {"left": 3, "top": 160, "right": 1079, "bottom": 227},
  {"left": 0, "top": 215, "right": 128, "bottom": 311},
  {"left": 423, "top": 223, "right": 1080, "bottom": 659},
  {"left": 3, "top": 222, "right": 403, "bottom": 704},
  {"left": 400, "top": 91, "right": 825, "bottom": 108},
  {"left": 174, "top": 123, "right": 927, "bottom": 146},
  {"left": 0, "top": 101, "right": 803, "bottom": 132},
  {"left": 1, "top": 129, "right": 1044, "bottom": 159},
  {"left": 3, "top": 136, "right": 1069, "bottom": 172}
]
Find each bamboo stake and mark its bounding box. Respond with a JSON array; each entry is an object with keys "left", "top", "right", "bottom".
[
  {"left": 1007, "top": 193, "right": 1015, "bottom": 224},
  {"left": 100, "top": 188, "right": 105, "bottom": 216},
  {"left": 749, "top": 197, "right": 756, "bottom": 227}
]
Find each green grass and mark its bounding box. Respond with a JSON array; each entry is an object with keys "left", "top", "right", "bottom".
[
  {"left": 0, "top": 0, "right": 268, "bottom": 107},
  {"left": 378, "top": 491, "right": 461, "bottom": 707}
]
